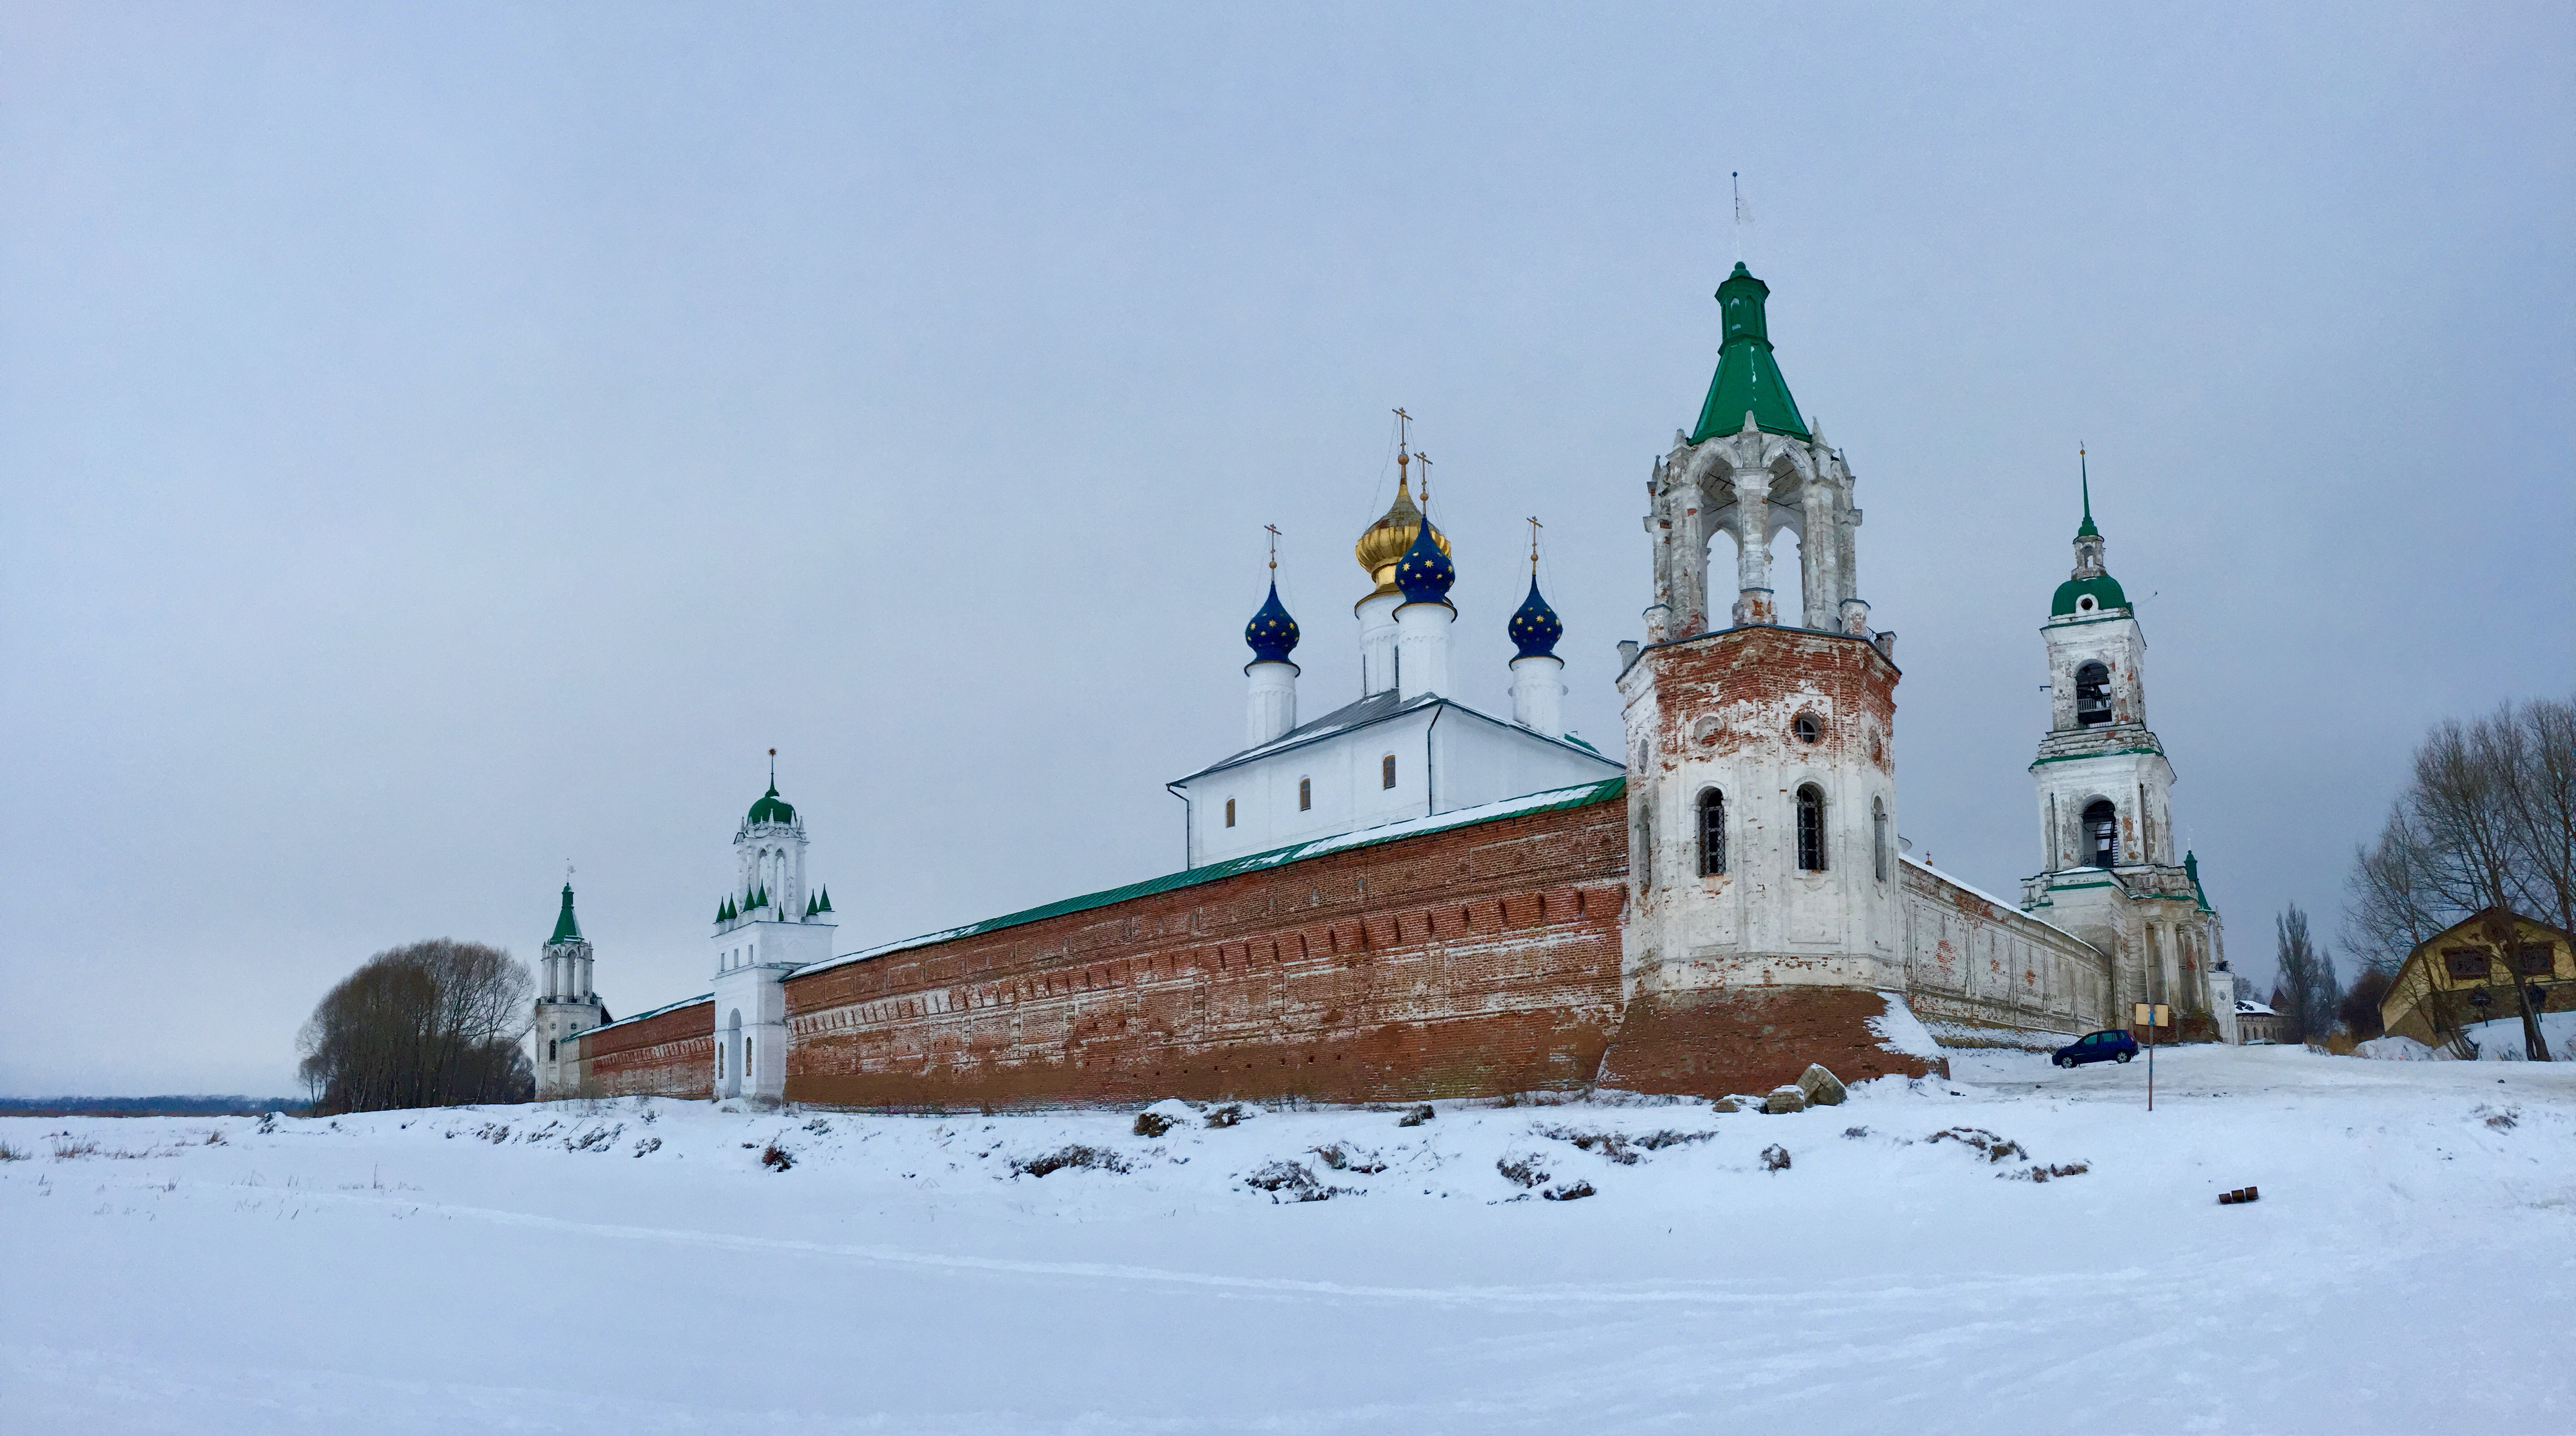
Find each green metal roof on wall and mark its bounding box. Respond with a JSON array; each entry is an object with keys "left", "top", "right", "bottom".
[
  {"left": 548, "top": 883, "right": 582, "bottom": 944},
  {"left": 798, "top": 776, "right": 1627, "bottom": 981},
  {"left": 1689, "top": 264, "right": 1810, "bottom": 443},
  {"left": 2050, "top": 574, "right": 2130, "bottom": 617}
]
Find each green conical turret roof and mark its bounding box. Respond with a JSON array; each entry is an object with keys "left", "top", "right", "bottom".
[
  {"left": 549, "top": 883, "right": 583, "bottom": 944},
  {"left": 1689, "top": 263, "right": 1810, "bottom": 443},
  {"left": 2076, "top": 449, "right": 2100, "bottom": 540}
]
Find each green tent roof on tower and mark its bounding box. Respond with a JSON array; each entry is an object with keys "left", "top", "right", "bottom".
[
  {"left": 747, "top": 782, "right": 796, "bottom": 826},
  {"left": 1689, "top": 263, "right": 1810, "bottom": 443},
  {"left": 549, "top": 883, "right": 582, "bottom": 944}
]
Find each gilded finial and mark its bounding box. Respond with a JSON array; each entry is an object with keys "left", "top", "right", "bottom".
[
  {"left": 1414, "top": 450, "right": 1432, "bottom": 508},
  {"left": 1264, "top": 523, "right": 1280, "bottom": 572},
  {"left": 1528, "top": 515, "right": 1543, "bottom": 575}
]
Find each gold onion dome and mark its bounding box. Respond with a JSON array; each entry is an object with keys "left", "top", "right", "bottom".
[{"left": 1354, "top": 456, "right": 1451, "bottom": 605}]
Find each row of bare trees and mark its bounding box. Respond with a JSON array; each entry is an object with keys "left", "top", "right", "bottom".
[
  {"left": 297, "top": 939, "right": 534, "bottom": 1113},
  {"left": 2345, "top": 695, "right": 2575, "bottom": 1056}
]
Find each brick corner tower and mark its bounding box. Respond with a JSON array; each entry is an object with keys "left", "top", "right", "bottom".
[{"left": 1600, "top": 261, "right": 1940, "bottom": 1097}]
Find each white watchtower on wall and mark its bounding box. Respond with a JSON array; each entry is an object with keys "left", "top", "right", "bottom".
[
  {"left": 533, "top": 879, "right": 604, "bottom": 1100},
  {"left": 708, "top": 759, "right": 836, "bottom": 1103},
  {"left": 2020, "top": 463, "right": 2231, "bottom": 1039}
]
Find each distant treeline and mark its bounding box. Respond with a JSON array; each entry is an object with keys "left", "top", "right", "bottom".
[{"left": 0, "top": 1095, "right": 311, "bottom": 1118}]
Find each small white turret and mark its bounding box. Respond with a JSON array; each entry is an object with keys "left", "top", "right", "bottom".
[{"left": 1241, "top": 542, "right": 1302, "bottom": 747}]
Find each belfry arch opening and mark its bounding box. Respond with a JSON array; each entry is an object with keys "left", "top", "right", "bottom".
[
  {"left": 2074, "top": 662, "right": 2112, "bottom": 727},
  {"left": 2082, "top": 799, "right": 2118, "bottom": 868}
]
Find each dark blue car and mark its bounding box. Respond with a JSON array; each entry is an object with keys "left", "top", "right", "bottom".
[{"left": 2052, "top": 1030, "right": 2138, "bottom": 1068}]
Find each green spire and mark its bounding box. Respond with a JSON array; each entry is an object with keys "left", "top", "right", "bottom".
[
  {"left": 819, "top": 885, "right": 832, "bottom": 913},
  {"left": 716, "top": 897, "right": 731, "bottom": 923},
  {"left": 1689, "top": 263, "right": 1810, "bottom": 444},
  {"left": 549, "top": 883, "right": 582, "bottom": 944},
  {"left": 2185, "top": 850, "right": 2212, "bottom": 913},
  {"left": 2076, "top": 447, "right": 2099, "bottom": 539}
]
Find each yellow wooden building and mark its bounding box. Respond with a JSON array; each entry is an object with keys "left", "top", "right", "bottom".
[{"left": 2379, "top": 908, "right": 2574, "bottom": 1050}]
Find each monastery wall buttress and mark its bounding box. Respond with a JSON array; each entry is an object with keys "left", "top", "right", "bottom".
[{"left": 781, "top": 795, "right": 1629, "bottom": 1109}]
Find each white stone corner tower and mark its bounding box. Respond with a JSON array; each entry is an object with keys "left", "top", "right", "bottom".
[
  {"left": 533, "top": 878, "right": 604, "bottom": 1100},
  {"left": 708, "top": 757, "right": 837, "bottom": 1103}
]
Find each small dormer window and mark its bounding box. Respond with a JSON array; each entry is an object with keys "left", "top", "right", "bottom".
[{"left": 2075, "top": 663, "right": 2112, "bottom": 726}]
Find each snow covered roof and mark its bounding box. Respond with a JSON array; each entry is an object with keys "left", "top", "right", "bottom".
[
  {"left": 2235, "top": 999, "right": 2278, "bottom": 1016},
  {"left": 798, "top": 775, "right": 1628, "bottom": 979},
  {"left": 1902, "top": 853, "right": 2100, "bottom": 953},
  {"left": 1169, "top": 691, "right": 1612, "bottom": 784}
]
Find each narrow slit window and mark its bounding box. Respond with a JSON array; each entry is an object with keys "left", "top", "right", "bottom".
[
  {"left": 1224, "top": 798, "right": 1236, "bottom": 828},
  {"left": 2075, "top": 662, "right": 2112, "bottom": 727},
  {"left": 1796, "top": 785, "right": 1827, "bottom": 872},
  {"left": 1381, "top": 754, "right": 1397, "bottom": 790},
  {"left": 1872, "top": 796, "right": 1889, "bottom": 881},
  {"left": 1298, "top": 777, "right": 1312, "bottom": 811},
  {"left": 2083, "top": 799, "right": 2118, "bottom": 867},
  {"left": 1698, "top": 789, "right": 1726, "bottom": 876}
]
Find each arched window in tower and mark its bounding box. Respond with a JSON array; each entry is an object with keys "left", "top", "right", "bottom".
[
  {"left": 2084, "top": 799, "right": 2119, "bottom": 867},
  {"left": 1872, "top": 796, "right": 1890, "bottom": 881},
  {"left": 1698, "top": 789, "right": 1727, "bottom": 876},
  {"left": 1298, "top": 777, "right": 1312, "bottom": 812},
  {"left": 547, "top": 1039, "right": 557, "bottom": 1062},
  {"left": 2075, "top": 662, "right": 2112, "bottom": 727},
  {"left": 1796, "top": 785, "right": 1827, "bottom": 872}
]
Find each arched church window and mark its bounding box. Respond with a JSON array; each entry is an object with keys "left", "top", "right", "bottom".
[
  {"left": 2084, "top": 799, "right": 2118, "bottom": 867},
  {"left": 2075, "top": 663, "right": 2112, "bottom": 727},
  {"left": 1382, "top": 754, "right": 1398, "bottom": 790},
  {"left": 1224, "top": 798, "right": 1236, "bottom": 828},
  {"left": 547, "top": 1040, "right": 557, "bottom": 1061},
  {"left": 1698, "top": 789, "right": 1727, "bottom": 876},
  {"left": 1298, "top": 777, "right": 1312, "bottom": 812},
  {"left": 1872, "top": 797, "right": 1890, "bottom": 881},
  {"left": 1796, "top": 786, "right": 1827, "bottom": 872},
  {"left": 1793, "top": 713, "right": 1821, "bottom": 744}
]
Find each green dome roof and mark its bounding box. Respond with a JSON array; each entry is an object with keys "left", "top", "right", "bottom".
[
  {"left": 2051, "top": 574, "right": 2129, "bottom": 617},
  {"left": 747, "top": 783, "right": 797, "bottom": 825}
]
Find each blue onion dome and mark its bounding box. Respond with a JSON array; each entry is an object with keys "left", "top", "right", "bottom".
[
  {"left": 746, "top": 782, "right": 796, "bottom": 825},
  {"left": 1508, "top": 576, "right": 1562, "bottom": 659},
  {"left": 1244, "top": 581, "right": 1300, "bottom": 664},
  {"left": 1393, "top": 516, "right": 1455, "bottom": 605}
]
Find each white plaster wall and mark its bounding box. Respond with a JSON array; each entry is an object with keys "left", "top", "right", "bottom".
[
  {"left": 1176, "top": 703, "right": 1617, "bottom": 868},
  {"left": 707, "top": 918, "right": 833, "bottom": 1102},
  {"left": 1901, "top": 861, "right": 2110, "bottom": 1041}
]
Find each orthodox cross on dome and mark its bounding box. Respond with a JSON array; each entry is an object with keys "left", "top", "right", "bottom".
[
  {"left": 1527, "top": 515, "right": 1543, "bottom": 574},
  {"left": 1414, "top": 451, "right": 1433, "bottom": 508},
  {"left": 1264, "top": 523, "right": 1281, "bottom": 571}
]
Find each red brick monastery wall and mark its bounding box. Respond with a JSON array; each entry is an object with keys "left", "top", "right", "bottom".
[
  {"left": 582, "top": 997, "right": 714, "bottom": 1099},
  {"left": 781, "top": 794, "right": 1631, "bottom": 1109}
]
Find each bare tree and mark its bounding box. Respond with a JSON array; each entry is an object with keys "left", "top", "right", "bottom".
[
  {"left": 2269, "top": 904, "right": 2339, "bottom": 1045},
  {"left": 298, "top": 939, "right": 534, "bottom": 1114},
  {"left": 2343, "top": 696, "right": 2572, "bottom": 1060}
]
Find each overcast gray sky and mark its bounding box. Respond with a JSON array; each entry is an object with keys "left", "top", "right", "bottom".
[{"left": 4, "top": 3, "right": 2569, "bottom": 1095}]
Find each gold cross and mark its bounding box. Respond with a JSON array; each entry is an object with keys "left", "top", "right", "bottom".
[{"left": 1264, "top": 523, "right": 1280, "bottom": 571}]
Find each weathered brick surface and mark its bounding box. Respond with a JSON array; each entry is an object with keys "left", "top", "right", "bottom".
[
  {"left": 1597, "top": 987, "right": 1942, "bottom": 1098},
  {"left": 580, "top": 998, "right": 714, "bottom": 1099},
  {"left": 782, "top": 797, "right": 1631, "bottom": 1108}
]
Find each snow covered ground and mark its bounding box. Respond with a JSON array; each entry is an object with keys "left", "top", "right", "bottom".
[{"left": 5, "top": 1045, "right": 2572, "bottom": 1435}]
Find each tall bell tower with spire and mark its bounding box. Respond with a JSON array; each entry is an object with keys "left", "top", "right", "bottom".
[
  {"left": 708, "top": 752, "right": 837, "bottom": 1103},
  {"left": 2020, "top": 456, "right": 2231, "bottom": 1040},
  {"left": 533, "top": 870, "right": 604, "bottom": 1100}
]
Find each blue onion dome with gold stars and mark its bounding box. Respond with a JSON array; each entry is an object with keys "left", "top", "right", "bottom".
[
  {"left": 1508, "top": 576, "right": 1562, "bottom": 659},
  {"left": 1393, "top": 515, "right": 1455, "bottom": 605},
  {"left": 747, "top": 782, "right": 796, "bottom": 825},
  {"left": 1244, "top": 581, "right": 1299, "bottom": 664}
]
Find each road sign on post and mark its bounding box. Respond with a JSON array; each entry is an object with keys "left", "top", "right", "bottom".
[{"left": 2134, "top": 1003, "right": 2172, "bottom": 1109}]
